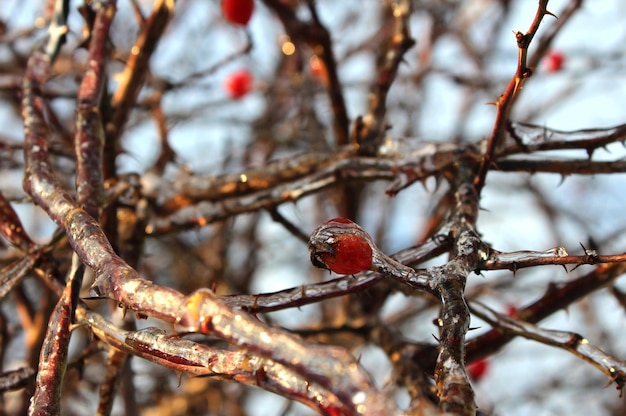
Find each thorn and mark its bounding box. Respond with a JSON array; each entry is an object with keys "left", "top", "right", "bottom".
[{"left": 544, "top": 9, "right": 558, "bottom": 19}]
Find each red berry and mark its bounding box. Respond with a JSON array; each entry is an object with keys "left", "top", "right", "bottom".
[
  {"left": 318, "top": 233, "right": 373, "bottom": 275},
  {"left": 309, "top": 55, "right": 329, "bottom": 87},
  {"left": 222, "top": 0, "right": 254, "bottom": 26},
  {"left": 505, "top": 304, "right": 518, "bottom": 317},
  {"left": 311, "top": 218, "right": 374, "bottom": 275},
  {"left": 326, "top": 217, "right": 354, "bottom": 225},
  {"left": 467, "top": 358, "right": 489, "bottom": 382},
  {"left": 224, "top": 69, "right": 253, "bottom": 99},
  {"left": 544, "top": 50, "right": 565, "bottom": 73},
  {"left": 320, "top": 405, "right": 343, "bottom": 416}
]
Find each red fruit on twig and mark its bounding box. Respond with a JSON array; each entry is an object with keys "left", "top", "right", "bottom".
[
  {"left": 505, "top": 304, "right": 518, "bottom": 317},
  {"left": 222, "top": 0, "right": 254, "bottom": 26},
  {"left": 467, "top": 358, "right": 489, "bottom": 382},
  {"left": 224, "top": 69, "right": 253, "bottom": 99},
  {"left": 544, "top": 50, "right": 565, "bottom": 73},
  {"left": 308, "top": 217, "right": 374, "bottom": 275}
]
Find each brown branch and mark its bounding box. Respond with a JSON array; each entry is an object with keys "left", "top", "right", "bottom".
[
  {"left": 83, "top": 311, "right": 352, "bottom": 414},
  {"left": 495, "top": 159, "right": 626, "bottom": 175},
  {"left": 470, "top": 301, "right": 626, "bottom": 391},
  {"left": 75, "top": 1, "right": 115, "bottom": 218},
  {"left": 501, "top": 120, "right": 626, "bottom": 157},
  {"left": 146, "top": 142, "right": 479, "bottom": 234},
  {"left": 29, "top": 256, "right": 84, "bottom": 416},
  {"left": 484, "top": 247, "right": 626, "bottom": 271},
  {"left": 106, "top": 0, "right": 174, "bottom": 142},
  {"left": 262, "top": 0, "right": 350, "bottom": 146},
  {"left": 526, "top": 0, "right": 584, "bottom": 71},
  {"left": 465, "top": 262, "right": 626, "bottom": 362},
  {"left": 353, "top": 0, "right": 415, "bottom": 155},
  {"left": 432, "top": 162, "right": 487, "bottom": 415},
  {"left": 0, "top": 367, "right": 36, "bottom": 393},
  {"left": 175, "top": 289, "right": 400, "bottom": 414},
  {"left": 474, "top": 0, "right": 555, "bottom": 194}
]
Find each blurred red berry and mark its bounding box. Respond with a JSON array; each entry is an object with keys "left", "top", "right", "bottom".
[
  {"left": 222, "top": 0, "right": 254, "bottom": 26},
  {"left": 467, "top": 358, "right": 489, "bottom": 382},
  {"left": 224, "top": 69, "right": 253, "bottom": 99},
  {"left": 505, "top": 304, "right": 518, "bottom": 317},
  {"left": 309, "top": 55, "right": 329, "bottom": 87},
  {"left": 544, "top": 50, "right": 565, "bottom": 73},
  {"left": 320, "top": 405, "right": 343, "bottom": 416}
]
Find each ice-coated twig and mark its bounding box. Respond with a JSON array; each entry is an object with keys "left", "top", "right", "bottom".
[
  {"left": 470, "top": 301, "right": 626, "bottom": 391},
  {"left": 28, "top": 255, "right": 84, "bottom": 416},
  {"left": 466, "top": 262, "right": 626, "bottom": 362},
  {"left": 83, "top": 311, "right": 351, "bottom": 413},
  {"left": 175, "top": 289, "right": 401, "bottom": 415}
]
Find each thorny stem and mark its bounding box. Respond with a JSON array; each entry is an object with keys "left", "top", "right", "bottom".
[
  {"left": 308, "top": 163, "right": 488, "bottom": 415},
  {"left": 474, "top": 0, "right": 554, "bottom": 195},
  {"left": 466, "top": 263, "right": 626, "bottom": 363},
  {"left": 470, "top": 301, "right": 626, "bottom": 391}
]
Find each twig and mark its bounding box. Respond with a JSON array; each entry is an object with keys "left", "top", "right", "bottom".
[
  {"left": 28, "top": 255, "right": 84, "bottom": 416},
  {"left": 470, "top": 301, "right": 626, "bottom": 391},
  {"left": 474, "top": 0, "right": 555, "bottom": 194}
]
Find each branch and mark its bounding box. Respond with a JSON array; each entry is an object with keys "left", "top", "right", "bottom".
[
  {"left": 465, "top": 262, "right": 626, "bottom": 362},
  {"left": 470, "top": 301, "right": 626, "bottom": 392},
  {"left": 474, "top": 0, "right": 556, "bottom": 194},
  {"left": 352, "top": 0, "right": 415, "bottom": 155},
  {"left": 175, "top": 290, "right": 401, "bottom": 414},
  {"left": 29, "top": 255, "right": 84, "bottom": 416},
  {"left": 107, "top": 0, "right": 174, "bottom": 142},
  {"left": 484, "top": 246, "right": 626, "bottom": 272},
  {"left": 83, "top": 311, "right": 351, "bottom": 414},
  {"left": 502, "top": 120, "right": 626, "bottom": 157},
  {"left": 75, "top": 0, "right": 115, "bottom": 217}
]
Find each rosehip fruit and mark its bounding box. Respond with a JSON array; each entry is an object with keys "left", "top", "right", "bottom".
[
  {"left": 222, "top": 0, "right": 254, "bottom": 26},
  {"left": 224, "top": 69, "right": 253, "bottom": 99},
  {"left": 309, "top": 55, "right": 329, "bottom": 87},
  {"left": 544, "top": 50, "right": 565, "bottom": 73},
  {"left": 467, "top": 358, "right": 489, "bottom": 382},
  {"left": 505, "top": 304, "right": 518, "bottom": 317},
  {"left": 308, "top": 217, "right": 374, "bottom": 275}
]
